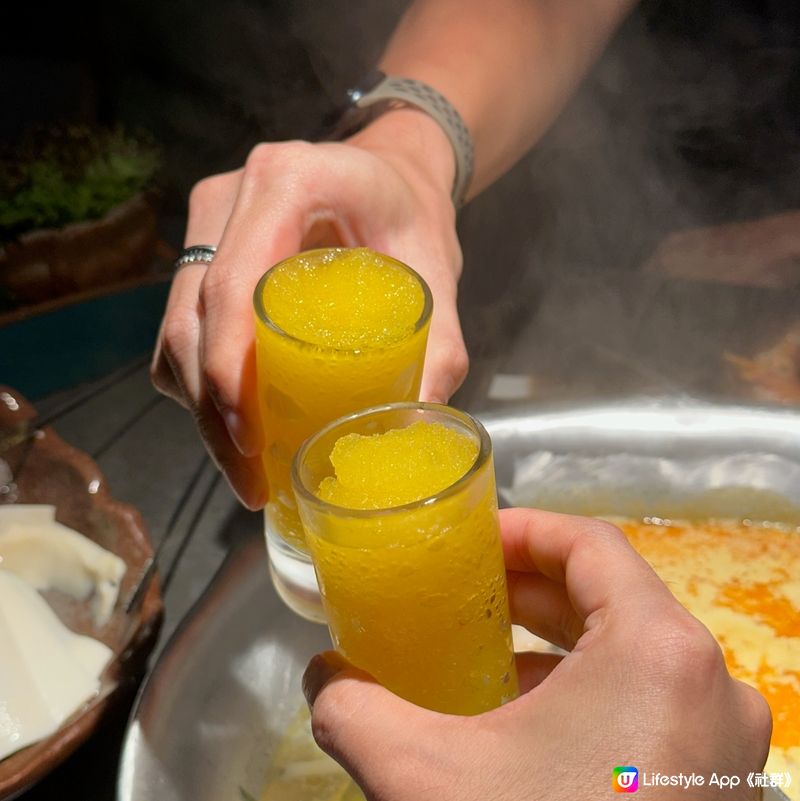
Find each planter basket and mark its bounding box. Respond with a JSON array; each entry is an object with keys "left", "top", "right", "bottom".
[{"left": 0, "top": 193, "right": 158, "bottom": 306}]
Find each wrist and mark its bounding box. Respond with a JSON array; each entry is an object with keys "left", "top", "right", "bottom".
[{"left": 346, "top": 107, "right": 457, "bottom": 202}]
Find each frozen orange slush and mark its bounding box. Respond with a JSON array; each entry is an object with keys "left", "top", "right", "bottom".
[
  {"left": 295, "top": 410, "right": 519, "bottom": 715},
  {"left": 253, "top": 248, "right": 431, "bottom": 551}
]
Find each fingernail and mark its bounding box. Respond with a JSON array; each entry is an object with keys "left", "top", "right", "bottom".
[
  {"left": 223, "top": 409, "right": 262, "bottom": 457},
  {"left": 303, "top": 651, "right": 349, "bottom": 709},
  {"left": 241, "top": 487, "right": 268, "bottom": 511},
  {"left": 419, "top": 384, "right": 452, "bottom": 406},
  {"left": 242, "top": 460, "right": 269, "bottom": 510}
]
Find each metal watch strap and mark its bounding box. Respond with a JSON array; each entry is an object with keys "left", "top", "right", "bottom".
[{"left": 347, "top": 74, "right": 474, "bottom": 208}]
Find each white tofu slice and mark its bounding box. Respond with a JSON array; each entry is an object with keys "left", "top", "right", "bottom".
[
  {"left": 0, "top": 506, "right": 127, "bottom": 627},
  {"left": 0, "top": 569, "right": 112, "bottom": 761}
]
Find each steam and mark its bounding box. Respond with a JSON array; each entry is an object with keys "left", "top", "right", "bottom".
[
  {"left": 454, "top": 4, "right": 800, "bottom": 405},
  {"left": 103, "top": 0, "right": 798, "bottom": 401}
]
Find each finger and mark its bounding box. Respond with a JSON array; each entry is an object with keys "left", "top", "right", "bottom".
[
  {"left": 198, "top": 145, "right": 316, "bottom": 459},
  {"left": 152, "top": 167, "right": 268, "bottom": 507},
  {"left": 185, "top": 169, "right": 242, "bottom": 245},
  {"left": 159, "top": 312, "right": 267, "bottom": 509},
  {"left": 419, "top": 301, "right": 468, "bottom": 403},
  {"left": 153, "top": 170, "right": 242, "bottom": 404},
  {"left": 156, "top": 266, "right": 267, "bottom": 507},
  {"left": 191, "top": 390, "right": 267, "bottom": 510},
  {"left": 732, "top": 678, "right": 773, "bottom": 765},
  {"left": 507, "top": 570, "right": 583, "bottom": 650},
  {"left": 304, "top": 652, "right": 448, "bottom": 797},
  {"left": 150, "top": 319, "right": 182, "bottom": 404},
  {"left": 151, "top": 264, "right": 208, "bottom": 406},
  {"left": 188, "top": 168, "right": 267, "bottom": 458},
  {"left": 515, "top": 651, "right": 564, "bottom": 694},
  {"left": 499, "top": 507, "right": 672, "bottom": 621}
]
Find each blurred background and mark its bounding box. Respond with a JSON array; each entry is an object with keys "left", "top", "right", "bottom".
[
  {"left": 2, "top": 0, "right": 799, "bottom": 406},
  {"left": 1, "top": 3, "right": 799, "bottom": 800}
]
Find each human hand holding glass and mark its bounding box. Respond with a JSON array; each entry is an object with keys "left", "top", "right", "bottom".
[
  {"left": 293, "top": 403, "right": 518, "bottom": 715},
  {"left": 303, "top": 508, "right": 773, "bottom": 801},
  {"left": 149, "top": 118, "right": 466, "bottom": 514}
]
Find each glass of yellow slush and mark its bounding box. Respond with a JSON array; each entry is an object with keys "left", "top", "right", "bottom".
[
  {"left": 253, "top": 248, "right": 432, "bottom": 621},
  {"left": 292, "top": 402, "right": 518, "bottom": 715}
]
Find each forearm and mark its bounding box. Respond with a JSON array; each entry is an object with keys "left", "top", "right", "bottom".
[{"left": 373, "top": 0, "right": 636, "bottom": 199}]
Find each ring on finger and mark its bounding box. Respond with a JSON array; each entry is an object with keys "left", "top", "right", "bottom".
[{"left": 175, "top": 245, "right": 217, "bottom": 270}]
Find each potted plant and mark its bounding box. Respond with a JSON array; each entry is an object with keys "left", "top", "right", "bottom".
[{"left": 0, "top": 126, "right": 160, "bottom": 309}]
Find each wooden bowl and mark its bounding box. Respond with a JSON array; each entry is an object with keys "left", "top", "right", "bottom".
[{"left": 0, "top": 386, "right": 163, "bottom": 799}]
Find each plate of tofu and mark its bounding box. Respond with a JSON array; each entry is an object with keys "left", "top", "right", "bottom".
[{"left": 0, "top": 386, "right": 162, "bottom": 800}]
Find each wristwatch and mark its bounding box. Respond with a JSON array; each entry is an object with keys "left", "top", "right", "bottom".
[{"left": 323, "top": 71, "right": 474, "bottom": 208}]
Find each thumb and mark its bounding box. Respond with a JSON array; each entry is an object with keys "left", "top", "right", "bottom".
[
  {"left": 303, "top": 652, "right": 447, "bottom": 798},
  {"left": 418, "top": 310, "right": 468, "bottom": 404}
]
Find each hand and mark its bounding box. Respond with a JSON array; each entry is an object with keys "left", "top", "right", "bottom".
[
  {"left": 150, "top": 109, "right": 466, "bottom": 508},
  {"left": 303, "top": 509, "right": 772, "bottom": 801}
]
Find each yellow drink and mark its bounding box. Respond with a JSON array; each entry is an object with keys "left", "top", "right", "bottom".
[
  {"left": 293, "top": 404, "right": 519, "bottom": 715},
  {"left": 253, "top": 248, "right": 431, "bottom": 555}
]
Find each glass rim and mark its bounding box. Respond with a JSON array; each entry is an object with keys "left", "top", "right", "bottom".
[
  {"left": 252, "top": 247, "right": 434, "bottom": 354},
  {"left": 291, "top": 402, "right": 492, "bottom": 519}
]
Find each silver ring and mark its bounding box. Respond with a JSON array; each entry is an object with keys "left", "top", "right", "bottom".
[{"left": 175, "top": 245, "right": 217, "bottom": 269}]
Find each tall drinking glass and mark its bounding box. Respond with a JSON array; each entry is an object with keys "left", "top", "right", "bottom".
[
  {"left": 253, "top": 248, "right": 432, "bottom": 621},
  {"left": 292, "top": 402, "right": 518, "bottom": 715}
]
